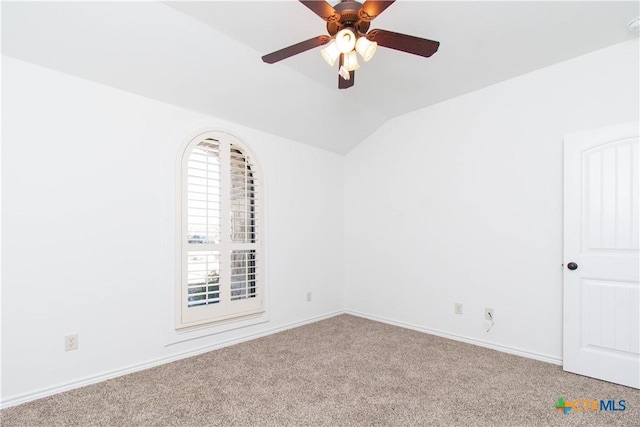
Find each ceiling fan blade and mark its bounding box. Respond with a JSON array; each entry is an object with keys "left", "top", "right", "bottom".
[
  {"left": 262, "top": 35, "right": 331, "bottom": 64},
  {"left": 367, "top": 29, "right": 440, "bottom": 58},
  {"left": 338, "top": 55, "right": 355, "bottom": 89},
  {"left": 299, "top": 1, "right": 340, "bottom": 22},
  {"left": 338, "top": 71, "right": 355, "bottom": 89},
  {"left": 358, "top": 1, "right": 395, "bottom": 22}
]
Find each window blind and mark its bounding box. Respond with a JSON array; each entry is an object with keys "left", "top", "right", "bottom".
[
  {"left": 179, "top": 132, "right": 262, "bottom": 329},
  {"left": 187, "top": 139, "right": 221, "bottom": 245},
  {"left": 230, "top": 146, "right": 258, "bottom": 243}
]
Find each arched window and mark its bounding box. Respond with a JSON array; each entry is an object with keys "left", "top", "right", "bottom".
[{"left": 177, "top": 130, "right": 262, "bottom": 329}]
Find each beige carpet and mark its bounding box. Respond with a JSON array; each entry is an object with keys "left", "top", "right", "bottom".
[{"left": 2, "top": 314, "right": 638, "bottom": 426}]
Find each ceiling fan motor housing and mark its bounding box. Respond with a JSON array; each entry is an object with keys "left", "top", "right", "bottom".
[{"left": 327, "top": 1, "right": 370, "bottom": 36}]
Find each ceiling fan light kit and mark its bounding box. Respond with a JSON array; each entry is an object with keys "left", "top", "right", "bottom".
[
  {"left": 343, "top": 50, "right": 360, "bottom": 71},
  {"left": 355, "top": 36, "right": 377, "bottom": 62},
  {"left": 336, "top": 28, "right": 357, "bottom": 53},
  {"left": 321, "top": 40, "right": 341, "bottom": 66},
  {"left": 261, "top": 0, "right": 440, "bottom": 89}
]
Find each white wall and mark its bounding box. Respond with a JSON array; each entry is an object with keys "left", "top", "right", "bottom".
[
  {"left": 1, "top": 57, "right": 345, "bottom": 405},
  {"left": 3, "top": 37, "right": 638, "bottom": 407},
  {"left": 344, "top": 39, "right": 639, "bottom": 362}
]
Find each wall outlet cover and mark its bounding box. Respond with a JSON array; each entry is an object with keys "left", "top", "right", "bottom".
[
  {"left": 65, "top": 334, "right": 79, "bottom": 351},
  {"left": 455, "top": 303, "right": 463, "bottom": 315}
]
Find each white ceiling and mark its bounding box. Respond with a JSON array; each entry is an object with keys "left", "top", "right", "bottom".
[{"left": 2, "top": 1, "right": 638, "bottom": 153}]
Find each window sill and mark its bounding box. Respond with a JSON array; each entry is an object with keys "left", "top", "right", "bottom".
[{"left": 165, "top": 309, "right": 268, "bottom": 346}]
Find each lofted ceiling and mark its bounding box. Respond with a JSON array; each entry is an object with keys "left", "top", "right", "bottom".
[{"left": 2, "top": 1, "right": 638, "bottom": 154}]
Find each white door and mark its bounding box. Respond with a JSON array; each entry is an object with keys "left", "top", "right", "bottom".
[{"left": 563, "top": 121, "right": 640, "bottom": 389}]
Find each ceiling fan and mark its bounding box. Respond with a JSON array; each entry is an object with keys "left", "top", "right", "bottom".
[{"left": 261, "top": 0, "right": 440, "bottom": 89}]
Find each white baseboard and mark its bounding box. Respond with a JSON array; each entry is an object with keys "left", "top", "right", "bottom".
[
  {"left": 346, "top": 310, "right": 563, "bottom": 366},
  {"left": 0, "top": 311, "right": 344, "bottom": 409},
  {"left": 2, "top": 309, "right": 562, "bottom": 409}
]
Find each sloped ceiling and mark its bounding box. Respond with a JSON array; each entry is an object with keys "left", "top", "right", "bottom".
[{"left": 2, "top": 1, "right": 638, "bottom": 154}]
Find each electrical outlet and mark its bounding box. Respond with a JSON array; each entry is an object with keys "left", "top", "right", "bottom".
[
  {"left": 65, "top": 334, "right": 79, "bottom": 351},
  {"left": 306, "top": 292, "right": 312, "bottom": 302},
  {"left": 485, "top": 308, "right": 494, "bottom": 321},
  {"left": 455, "top": 303, "right": 463, "bottom": 315}
]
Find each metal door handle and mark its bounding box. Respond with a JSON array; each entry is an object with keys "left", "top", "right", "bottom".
[{"left": 567, "top": 262, "right": 578, "bottom": 270}]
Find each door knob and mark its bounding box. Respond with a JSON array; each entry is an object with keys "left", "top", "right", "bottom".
[{"left": 567, "top": 262, "right": 578, "bottom": 270}]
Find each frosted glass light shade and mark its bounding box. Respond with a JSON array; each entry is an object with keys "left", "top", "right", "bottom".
[
  {"left": 321, "top": 40, "right": 340, "bottom": 66},
  {"left": 335, "top": 28, "right": 357, "bottom": 53},
  {"left": 343, "top": 50, "right": 360, "bottom": 71},
  {"left": 356, "top": 37, "right": 377, "bottom": 62}
]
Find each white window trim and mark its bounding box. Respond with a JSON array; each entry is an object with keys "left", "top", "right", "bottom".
[{"left": 174, "top": 129, "right": 265, "bottom": 332}]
